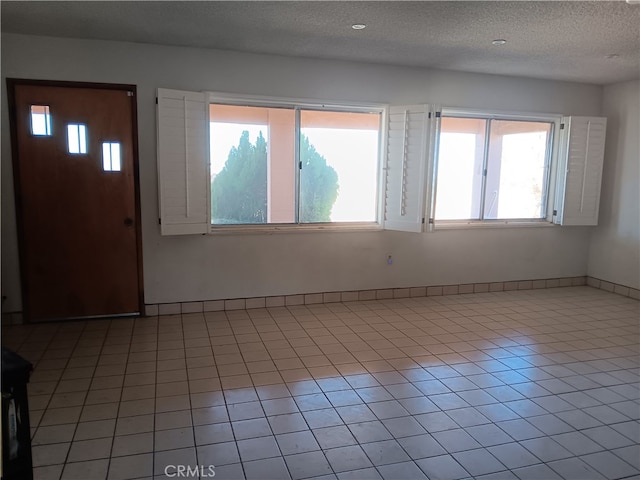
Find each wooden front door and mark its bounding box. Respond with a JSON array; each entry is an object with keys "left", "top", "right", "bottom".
[{"left": 8, "top": 80, "right": 143, "bottom": 322}]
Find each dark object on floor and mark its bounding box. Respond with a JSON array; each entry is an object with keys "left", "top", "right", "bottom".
[{"left": 2, "top": 347, "right": 34, "bottom": 480}]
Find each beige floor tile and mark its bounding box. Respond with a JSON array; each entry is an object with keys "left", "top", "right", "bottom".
[
  {"left": 33, "top": 464, "right": 65, "bottom": 480},
  {"left": 111, "top": 432, "right": 154, "bottom": 457},
  {"left": 39, "top": 406, "right": 83, "bottom": 427},
  {"left": 32, "top": 424, "right": 77, "bottom": 446},
  {"left": 73, "top": 419, "right": 116, "bottom": 441},
  {"left": 154, "top": 409, "right": 192, "bottom": 430},
  {"left": 195, "top": 422, "right": 235, "bottom": 446},
  {"left": 80, "top": 402, "right": 119, "bottom": 422},
  {"left": 196, "top": 441, "right": 240, "bottom": 466},
  {"left": 115, "top": 414, "right": 154, "bottom": 436},
  {"left": 154, "top": 395, "right": 190, "bottom": 413},
  {"left": 32, "top": 442, "right": 70, "bottom": 467},
  {"left": 60, "top": 459, "right": 109, "bottom": 480},
  {"left": 67, "top": 438, "right": 112, "bottom": 462},
  {"left": 154, "top": 427, "right": 195, "bottom": 451},
  {"left": 47, "top": 392, "right": 87, "bottom": 409},
  {"left": 153, "top": 447, "right": 197, "bottom": 474},
  {"left": 121, "top": 385, "right": 156, "bottom": 401},
  {"left": 107, "top": 453, "right": 153, "bottom": 480},
  {"left": 3, "top": 287, "right": 639, "bottom": 478}
]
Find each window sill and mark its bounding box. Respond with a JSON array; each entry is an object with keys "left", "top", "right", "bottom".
[
  {"left": 433, "top": 219, "right": 556, "bottom": 230},
  {"left": 208, "top": 222, "right": 383, "bottom": 235}
]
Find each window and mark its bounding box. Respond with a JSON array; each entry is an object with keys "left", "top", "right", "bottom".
[
  {"left": 102, "top": 142, "right": 121, "bottom": 171},
  {"left": 209, "top": 102, "right": 381, "bottom": 226},
  {"left": 383, "top": 105, "right": 605, "bottom": 232},
  {"left": 30, "top": 105, "right": 52, "bottom": 136},
  {"left": 157, "top": 89, "right": 606, "bottom": 235},
  {"left": 67, "top": 123, "right": 87, "bottom": 154},
  {"left": 434, "top": 113, "right": 553, "bottom": 222}
]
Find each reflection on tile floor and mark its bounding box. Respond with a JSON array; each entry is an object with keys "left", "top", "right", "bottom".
[{"left": 3, "top": 286, "right": 639, "bottom": 480}]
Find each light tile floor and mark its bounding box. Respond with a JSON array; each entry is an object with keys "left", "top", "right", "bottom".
[{"left": 3, "top": 286, "right": 639, "bottom": 480}]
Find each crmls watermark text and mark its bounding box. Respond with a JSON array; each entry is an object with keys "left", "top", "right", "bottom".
[{"left": 165, "top": 465, "right": 216, "bottom": 477}]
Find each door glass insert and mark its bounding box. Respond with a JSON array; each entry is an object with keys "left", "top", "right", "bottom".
[
  {"left": 67, "top": 124, "right": 87, "bottom": 154},
  {"left": 102, "top": 142, "right": 121, "bottom": 171},
  {"left": 30, "top": 105, "right": 52, "bottom": 136}
]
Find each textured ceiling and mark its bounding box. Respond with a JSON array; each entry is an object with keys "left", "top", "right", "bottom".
[{"left": 2, "top": 1, "right": 639, "bottom": 85}]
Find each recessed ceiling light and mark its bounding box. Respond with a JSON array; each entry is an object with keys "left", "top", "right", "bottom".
[
  {"left": 492, "top": 39, "right": 507, "bottom": 46},
  {"left": 352, "top": 24, "right": 366, "bottom": 30}
]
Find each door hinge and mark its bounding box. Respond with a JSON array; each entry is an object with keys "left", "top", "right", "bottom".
[
  {"left": 553, "top": 209, "right": 558, "bottom": 216},
  {"left": 435, "top": 111, "right": 441, "bottom": 118},
  {"left": 560, "top": 123, "right": 565, "bottom": 130},
  {"left": 428, "top": 218, "right": 434, "bottom": 224},
  {"left": 428, "top": 112, "right": 432, "bottom": 119},
  {"left": 422, "top": 217, "right": 425, "bottom": 224},
  {"left": 158, "top": 218, "right": 161, "bottom": 225},
  {"left": 127, "top": 91, "right": 134, "bottom": 97},
  {"left": 155, "top": 97, "right": 158, "bottom": 105},
  {"left": 299, "top": 161, "right": 302, "bottom": 170}
]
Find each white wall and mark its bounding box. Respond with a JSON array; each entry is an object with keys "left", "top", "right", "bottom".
[
  {"left": 588, "top": 80, "right": 640, "bottom": 289},
  {"left": 1, "top": 33, "right": 604, "bottom": 310}
]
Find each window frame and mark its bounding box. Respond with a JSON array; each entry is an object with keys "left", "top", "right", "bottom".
[
  {"left": 206, "top": 92, "right": 386, "bottom": 233},
  {"left": 430, "top": 107, "right": 563, "bottom": 229}
]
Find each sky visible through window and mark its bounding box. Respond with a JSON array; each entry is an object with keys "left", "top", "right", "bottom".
[
  {"left": 435, "top": 133, "right": 478, "bottom": 220},
  {"left": 497, "top": 131, "right": 547, "bottom": 219}
]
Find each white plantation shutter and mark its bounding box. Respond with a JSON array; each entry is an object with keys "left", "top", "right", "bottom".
[
  {"left": 383, "top": 105, "right": 432, "bottom": 232},
  {"left": 555, "top": 116, "right": 607, "bottom": 226},
  {"left": 157, "top": 89, "right": 209, "bottom": 235}
]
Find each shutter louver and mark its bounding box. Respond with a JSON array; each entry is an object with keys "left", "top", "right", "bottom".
[
  {"left": 383, "top": 105, "right": 431, "bottom": 232},
  {"left": 556, "top": 116, "right": 607, "bottom": 226},
  {"left": 157, "top": 89, "right": 209, "bottom": 235}
]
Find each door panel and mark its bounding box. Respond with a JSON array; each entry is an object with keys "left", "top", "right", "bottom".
[{"left": 10, "top": 82, "right": 142, "bottom": 321}]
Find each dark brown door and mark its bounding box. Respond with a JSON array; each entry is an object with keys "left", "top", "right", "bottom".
[{"left": 8, "top": 80, "right": 143, "bottom": 322}]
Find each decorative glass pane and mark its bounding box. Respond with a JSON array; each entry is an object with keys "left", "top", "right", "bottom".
[
  {"left": 30, "top": 105, "right": 52, "bottom": 136},
  {"left": 67, "top": 124, "right": 87, "bottom": 154},
  {"left": 102, "top": 142, "right": 121, "bottom": 171}
]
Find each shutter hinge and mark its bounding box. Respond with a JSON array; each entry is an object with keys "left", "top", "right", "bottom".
[
  {"left": 560, "top": 123, "right": 565, "bottom": 130},
  {"left": 435, "top": 111, "right": 441, "bottom": 118}
]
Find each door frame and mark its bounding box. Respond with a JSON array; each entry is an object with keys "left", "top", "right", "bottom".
[{"left": 7, "top": 78, "right": 145, "bottom": 322}]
